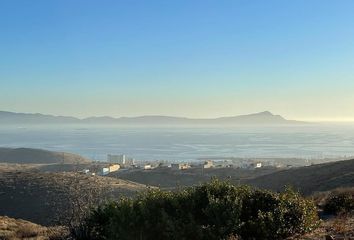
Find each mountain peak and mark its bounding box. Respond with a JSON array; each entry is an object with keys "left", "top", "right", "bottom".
[{"left": 258, "top": 111, "right": 273, "bottom": 116}]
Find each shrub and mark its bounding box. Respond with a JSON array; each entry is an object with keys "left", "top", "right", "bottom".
[
  {"left": 239, "top": 187, "right": 318, "bottom": 239},
  {"left": 323, "top": 191, "right": 354, "bottom": 215},
  {"left": 78, "top": 180, "right": 318, "bottom": 240}
]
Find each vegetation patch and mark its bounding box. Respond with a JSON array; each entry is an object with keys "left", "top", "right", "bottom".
[
  {"left": 323, "top": 189, "right": 354, "bottom": 215},
  {"left": 0, "top": 216, "right": 67, "bottom": 240},
  {"left": 78, "top": 180, "right": 318, "bottom": 240}
]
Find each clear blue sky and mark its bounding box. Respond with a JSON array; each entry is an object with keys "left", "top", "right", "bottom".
[{"left": 1, "top": 0, "right": 354, "bottom": 121}]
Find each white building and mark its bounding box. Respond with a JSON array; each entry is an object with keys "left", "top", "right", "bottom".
[
  {"left": 101, "top": 167, "right": 110, "bottom": 175},
  {"left": 203, "top": 160, "right": 213, "bottom": 169},
  {"left": 144, "top": 164, "right": 152, "bottom": 170},
  {"left": 171, "top": 163, "right": 190, "bottom": 170},
  {"left": 107, "top": 154, "right": 125, "bottom": 163},
  {"left": 100, "top": 164, "right": 120, "bottom": 176},
  {"left": 107, "top": 154, "right": 135, "bottom": 166},
  {"left": 109, "top": 164, "right": 120, "bottom": 173}
]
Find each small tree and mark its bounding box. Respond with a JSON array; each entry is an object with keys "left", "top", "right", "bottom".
[{"left": 53, "top": 174, "right": 111, "bottom": 239}]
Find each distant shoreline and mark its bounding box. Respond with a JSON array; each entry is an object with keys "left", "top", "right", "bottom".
[{"left": 0, "top": 110, "right": 306, "bottom": 125}]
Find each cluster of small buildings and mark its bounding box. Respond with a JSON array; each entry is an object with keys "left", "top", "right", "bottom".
[
  {"left": 99, "top": 154, "right": 137, "bottom": 175},
  {"left": 169, "top": 160, "right": 264, "bottom": 171},
  {"left": 79, "top": 154, "right": 135, "bottom": 176},
  {"left": 80, "top": 163, "right": 121, "bottom": 176},
  {"left": 210, "top": 159, "right": 263, "bottom": 169},
  {"left": 170, "top": 160, "right": 214, "bottom": 170},
  {"left": 79, "top": 153, "right": 269, "bottom": 176}
]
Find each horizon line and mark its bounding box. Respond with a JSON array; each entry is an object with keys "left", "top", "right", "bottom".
[
  {"left": 0, "top": 109, "right": 288, "bottom": 120},
  {"left": 2, "top": 109, "right": 354, "bottom": 123}
]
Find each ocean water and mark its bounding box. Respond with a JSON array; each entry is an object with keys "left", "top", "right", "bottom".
[{"left": 0, "top": 124, "right": 354, "bottom": 162}]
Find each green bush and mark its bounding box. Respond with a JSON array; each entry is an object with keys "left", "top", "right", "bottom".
[
  {"left": 79, "top": 180, "right": 318, "bottom": 240},
  {"left": 239, "top": 187, "right": 318, "bottom": 239},
  {"left": 323, "top": 191, "right": 354, "bottom": 215}
]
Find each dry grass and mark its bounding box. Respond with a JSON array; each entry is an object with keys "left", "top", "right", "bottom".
[
  {"left": 290, "top": 216, "right": 354, "bottom": 240},
  {"left": 0, "top": 216, "right": 68, "bottom": 240},
  {"left": 0, "top": 170, "right": 150, "bottom": 226},
  {"left": 312, "top": 187, "right": 354, "bottom": 207},
  {"left": 247, "top": 159, "right": 354, "bottom": 195}
]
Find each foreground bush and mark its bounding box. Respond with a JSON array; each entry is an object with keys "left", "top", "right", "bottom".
[
  {"left": 323, "top": 190, "right": 354, "bottom": 215},
  {"left": 79, "top": 180, "right": 318, "bottom": 240}
]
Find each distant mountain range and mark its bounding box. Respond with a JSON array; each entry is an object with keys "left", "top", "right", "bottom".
[{"left": 0, "top": 110, "right": 304, "bottom": 125}]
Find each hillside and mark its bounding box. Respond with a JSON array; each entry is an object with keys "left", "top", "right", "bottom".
[
  {"left": 0, "top": 216, "right": 67, "bottom": 240},
  {"left": 0, "top": 110, "right": 303, "bottom": 125},
  {"left": 110, "top": 166, "right": 279, "bottom": 189},
  {"left": 0, "top": 170, "right": 149, "bottom": 226},
  {"left": 0, "top": 148, "right": 91, "bottom": 164},
  {"left": 2, "top": 192, "right": 354, "bottom": 240},
  {"left": 246, "top": 158, "right": 354, "bottom": 195}
]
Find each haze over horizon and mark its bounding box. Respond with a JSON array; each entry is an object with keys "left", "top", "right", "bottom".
[
  {"left": 1, "top": 1, "right": 354, "bottom": 122},
  {"left": 1, "top": 109, "right": 354, "bottom": 123}
]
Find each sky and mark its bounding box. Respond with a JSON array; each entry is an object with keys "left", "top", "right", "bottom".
[{"left": 1, "top": 0, "right": 354, "bottom": 121}]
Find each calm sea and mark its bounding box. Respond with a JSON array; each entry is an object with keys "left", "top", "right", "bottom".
[{"left": 1, "top": 124, "right": 354, "bottom": 162}]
